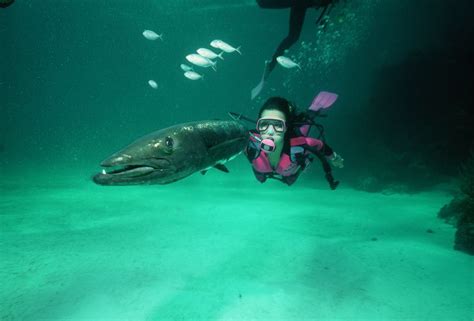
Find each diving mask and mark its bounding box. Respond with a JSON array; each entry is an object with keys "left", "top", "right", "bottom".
[{"left": 256, "top": 118, "right": 286, "bottom": 133}]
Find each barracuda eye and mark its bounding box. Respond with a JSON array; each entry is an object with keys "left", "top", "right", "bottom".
[{"left": 165, "top": 136, "right": 174, "bottom": 149}]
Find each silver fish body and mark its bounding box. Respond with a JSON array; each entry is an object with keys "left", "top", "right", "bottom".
[
  {"left": 276, "top": 56, "right": 301, "bottom": 70},
  {"left": 142, "top": 30, "right": 163, "bottom": 41},
  {"left": 186, "top": 54, "right": 217, "bottom": 70},
  {"left": 184, "top": 71, "right": 203, "bottom": 80},
  {"left": 210, "top": 39, "right": 241, "bottom": 54},
  {"left": 197, "top": 48, "right": 224, "bottom": 60}
]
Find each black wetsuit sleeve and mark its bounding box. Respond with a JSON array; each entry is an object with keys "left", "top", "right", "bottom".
[
  {"left": 245, "top": 138, "right": 260, "bottom": 162},
  {"left": 321, "top": 143, "right": 334, "bottom": 157},
  {"left": 304, "top": 144, "right": 339, "bottom": 190}
]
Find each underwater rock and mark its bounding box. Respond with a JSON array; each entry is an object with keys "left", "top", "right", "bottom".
[
  {"left": 455, "top": 153, "right": 474, "bottom": 255},
  {"left": 438, "top": 153, "right": 474, "bottom": 255},
  {"left": 439, "top": 195, "right": 474, "bottom": 255},
  {"left": 455, "top": 218, "right": 474, "bottom": 255},
  {"left": 438, "top": 197, "right": 464, "bottom": 225}
]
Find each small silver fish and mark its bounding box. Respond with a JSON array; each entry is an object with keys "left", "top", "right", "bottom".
[
  {"left": 142, "top": 30, "right": 163, "bottom": 41},
  {"left": 276, "top": 56, "right": 301, "bottom": 70},
  {"left": 185, "top": 54, "right": 217, "bottom": 71},
  {"left": 148, "top": 80, "right": 158, "bottom": 89},
  {"left": 180, "top": 64, "right": 194, "bottom": 72},
  {"left": 210, "top": 40, "right": 241, "bottom": 55},
  {"left": 184, "top": 71, "right": 203, "bottom": 80},
  {"left": 197, "top": 48, "right": 224, "bottom": 60}
]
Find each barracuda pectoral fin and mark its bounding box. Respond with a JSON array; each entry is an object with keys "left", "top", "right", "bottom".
[
  {"left": 214, "top": 164, "right": 229, "bottom": 173},
  {"left": 200, "top": 164, "right": 229, "bottom": 175}
]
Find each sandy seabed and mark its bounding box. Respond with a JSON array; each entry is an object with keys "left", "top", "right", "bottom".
[{"left": 1, "top": 165, "right": 473, "bottom": 321}]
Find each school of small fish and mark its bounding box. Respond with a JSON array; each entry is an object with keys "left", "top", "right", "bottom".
[
  {"left": 141, "top": 29, "right": 302, "bottom": 87},
  {"left": 181, "top": 39, "right": 241, "bottom": 81},
  {"left": 141, "top": 30, "right": 242, "bottom": 84}
]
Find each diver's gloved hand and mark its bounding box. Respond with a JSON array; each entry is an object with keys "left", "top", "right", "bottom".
[
  {"left": 325, "top": 172, "right": 339, "bottom": 190},
  {"left": 329, "top": 152, "right": 344, "bottom": 168}
]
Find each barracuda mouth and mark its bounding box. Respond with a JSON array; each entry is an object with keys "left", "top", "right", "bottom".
[
  {"left": 93, "top": 158, "right": 175, "bottom": 185},
  {"left": 101, "top": 164, "right": 156, "bottom": 177}
]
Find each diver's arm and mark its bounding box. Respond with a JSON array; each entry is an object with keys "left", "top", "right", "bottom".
[
  {"left": 318, "top": 142, "right": 344, "bottom": 168},
  {"left": 245, "top": 133, "right": 261, "bottom": 162},
  {"left": 305, "top": 144, "right": 340, "bottom": 190},
  {"left": 321, "top": 143, "right": 334, "bottom": 157},
  {"left": 245, "top": 145, "right": 258, "bottom": 162}
]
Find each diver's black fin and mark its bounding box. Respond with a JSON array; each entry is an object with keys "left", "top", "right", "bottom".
[{"left": 214, "top": 164, "right": 229, "bottom": 173}]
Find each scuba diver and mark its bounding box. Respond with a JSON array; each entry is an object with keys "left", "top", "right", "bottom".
[
  {"left": 251, "top": 0, "right": 336, "bottom": 99},
  {"left": 231, "top": 91, "right": 344, "bottom": 189},
  {"left": 0, "top": 0, "right": 14, "bottom": 8}
]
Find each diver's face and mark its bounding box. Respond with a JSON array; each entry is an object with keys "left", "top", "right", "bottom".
[{"left": 258, "top": 109, "right": 286, "bottom": 147}]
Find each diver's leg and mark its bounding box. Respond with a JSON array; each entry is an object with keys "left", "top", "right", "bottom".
[
  {"left": 312, "top": 0, "right": 333, "bottom": 7},
  {"left": 252, "top": 1, "right": 311, "bottom": 99},
  {"left": 313, "top": 149, "right": 339, "bottom": 189},
  {"left": 257, "top": 0, "right": 332, "bottom": 9},
  {"left": 0, "top": 0, "right": 15, "bottom": 8},
  {"left": 265, "top": 6, "right": 306, "bottom": 78},
  {"left": 256, "top": 0, "right": 293, "bottom": 9}
]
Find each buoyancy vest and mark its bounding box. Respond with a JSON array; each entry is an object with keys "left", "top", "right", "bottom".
[{"left": 248, "top": 133, "right": 325, "bottom": 185}]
